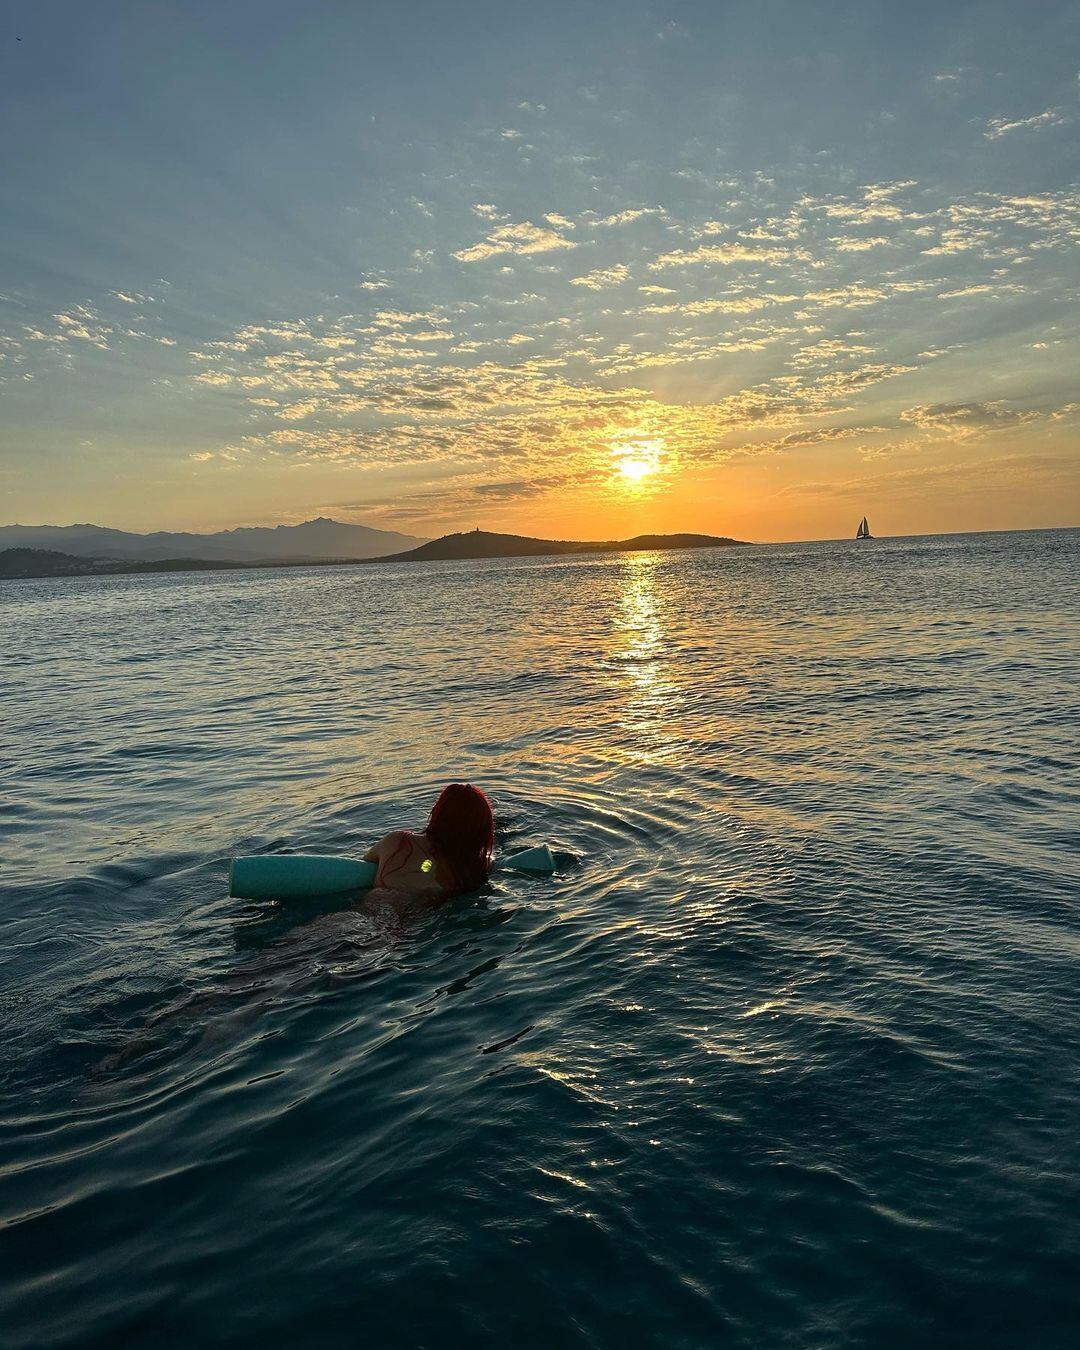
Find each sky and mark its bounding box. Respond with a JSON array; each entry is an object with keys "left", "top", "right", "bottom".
[{"left": 1, "top": 0, "right": 1077, "bottom": 542}]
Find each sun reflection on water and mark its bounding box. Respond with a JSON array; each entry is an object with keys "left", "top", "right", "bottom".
[{"left": 604, "top": 552, "right": 688, "bottom": 769}]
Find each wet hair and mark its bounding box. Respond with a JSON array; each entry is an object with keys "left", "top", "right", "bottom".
[{"left": 425, "top": 783, "right": 495, "bottom": 894}]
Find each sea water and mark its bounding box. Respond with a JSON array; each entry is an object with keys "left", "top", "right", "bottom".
[{"left": 1, "top": 530, "right": 1077, "bottom": 1348}]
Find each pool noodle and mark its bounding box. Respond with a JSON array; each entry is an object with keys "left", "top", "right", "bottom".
[{"left": 229, "top": 843, "right": 556, "bottom": 900}]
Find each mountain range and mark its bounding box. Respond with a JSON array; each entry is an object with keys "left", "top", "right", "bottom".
[
  {"left": 0, "top": 525, "right": 748, "bottom": 581},
  {"left": 0, "top": 517, "right": 424, "bottom": 562}
]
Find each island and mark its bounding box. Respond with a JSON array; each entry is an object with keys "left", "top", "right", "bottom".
[
  {"left": 365, "top": 529, "right": 746, "bottom": 564},
  {"left": 1, "top": 531, "right": 747, "bottom": 581}
]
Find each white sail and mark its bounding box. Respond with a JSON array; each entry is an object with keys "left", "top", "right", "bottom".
[{"left": 856, "top": 516, "right": 871, "bottom": 539}]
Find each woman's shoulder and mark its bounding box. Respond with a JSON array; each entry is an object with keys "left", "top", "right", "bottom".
[
  {"left": 363, "top": 829, "right": 412, "bottom": 863},
  {"left": 381, "top": 829, "right": 416, "bottom": 852}
]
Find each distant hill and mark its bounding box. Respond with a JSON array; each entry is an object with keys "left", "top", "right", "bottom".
[
  {"left": 370, "top": 529, "right": 746, "bottom": 564},
  {"left": 0, "top": 548, "right": 236, "bottom": 579},
  {"left": 1, "top": 548, "right": 102, "bottom": 578},
  {"left": 0, "top": 517, "right": 425, "bottom": 563}
]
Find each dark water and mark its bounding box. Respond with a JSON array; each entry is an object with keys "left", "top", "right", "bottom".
[{"left": 2, "top": 531, "right": 1078, "bottom": 1348}]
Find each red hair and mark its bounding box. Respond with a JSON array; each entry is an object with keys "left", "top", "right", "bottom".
[{"left": 426, "top": 783, "right": 494, "bottom": 894}]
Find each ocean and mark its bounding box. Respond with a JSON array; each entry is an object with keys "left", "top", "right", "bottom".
[{"left": 1, "top": 529, "right": 1078, "bottom": 1348}]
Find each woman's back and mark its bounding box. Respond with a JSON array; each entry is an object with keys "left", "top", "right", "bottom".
[{"left": 366, "top": 830, "right": 449, "bottom": 895}]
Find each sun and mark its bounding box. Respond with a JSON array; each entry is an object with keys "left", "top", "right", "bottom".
[
  {"left": 618, "top": 457, "right": 656, "bottom": 483},
  {"left": 612, "top": 437, "right": 664, "bottom": 486}
]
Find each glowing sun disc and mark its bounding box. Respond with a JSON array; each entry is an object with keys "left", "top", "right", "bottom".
[{"left": 612, "top": 436, "right": 664, "bottom": 485}]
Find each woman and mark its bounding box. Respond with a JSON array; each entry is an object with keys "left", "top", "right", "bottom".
[{"left": 363, "top": 783, "right": 495, "bottom": 897}]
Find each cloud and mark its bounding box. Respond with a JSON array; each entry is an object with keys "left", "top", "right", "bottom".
[
  {"left": 470, "top": 479, "right": 544, "bottom": 499},
  {"left": 832, "top": 236, "right": 889, "bottom": 251},
  {"left": 642, "top": 293, "right": 794, "bottom": 316},
  {"left": 570, "top": 263, "right": 630, "bottom": 289},
  {"left": 640, "top": 277, "right": 929, "bottom": 320},
  {"left": 203, "top": 319, "right": 874, "bottom": 482},
  {"left": 732, "top": 424, "right": 887, "bottom": 458},
  {"left": 50, "top": 306, "right": 113, "bottom": 349},
  {"left": 900, "top": 401, "right": 1040, "bottom": 437},
  {"left": 649, "top": 242, "right": 793, "bottom": 269},
  {"left": 592, "top": 208, "right": 663, "bottom": 227},
  {"left": 790, "top": 338, "right": 875, "bottom": 369},
  {"left": 454, "top": 220, "right": 577, "bottom": 262},
  {"left": 937, "top": 283, "right": 998, "bottom": 299},
  {"left": 985, "top": 109, "right": 1068, "bottom": 139},
  {"left": 20, "top": 159, "right": 1069, "bottom": 512},
  {"left": 820, "top": 181, "right": 920, "bottom": 224}
]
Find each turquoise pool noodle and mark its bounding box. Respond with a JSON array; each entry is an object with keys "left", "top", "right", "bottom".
[
  {"left": 229, "top": 843, "right": 556, "bottom": 899},
  {"left": 502, "top": 844, "right": 556, "bottom": 873},
  {"left": 230, "top": 854, "right": 377, "bottom": 899}
]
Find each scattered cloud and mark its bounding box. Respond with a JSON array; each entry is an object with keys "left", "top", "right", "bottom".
[
  {"left": 832, "top": 236, "right": 890, "bottom": 251},
  {"left": 820, "top": 181, "right": 920, "bottom": 224},
  {"left": 454, "top": 220, "right": 577, "bottom": 262},
  {"left": 570, "top": 263, "right": 630, "bottom": 289},
  {"left": 7, "top": 157, "right": 1078, "bottom": 522},
  {"left": 985, "top": 108, "right": 1069, "bottom": 139},
  {"left": 900, "top": 401, "right": 1041, "bottom": 437},
  {"left": 649, "top": 242, "right": 793, "bottom": 269},
  {"left": 733, "top": 424, "right": 887, "bottom": 457},
  {"left": 592, "top": 208, "right": 663, "bottom": 228}
]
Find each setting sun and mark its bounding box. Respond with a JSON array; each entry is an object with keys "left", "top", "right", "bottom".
[
  {"left": 618, "top": 458, "right": 656, "bottom": 483},
  {"left": 612, "top": 438, "right": 665, "bottom": 486}
]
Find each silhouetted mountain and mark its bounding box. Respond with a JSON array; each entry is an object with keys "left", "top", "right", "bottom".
[
  {"left": 0, "top": 548, "right": 235, "bottom": 579},
  {"left": 0, "top": 517, "right": 425, "bottom": 562},
  {"left": 370, "top": 529, "right": 746, "bottom": 564},
  {"left": 1, "top": 548, "right": 99, "bottom": 578}
]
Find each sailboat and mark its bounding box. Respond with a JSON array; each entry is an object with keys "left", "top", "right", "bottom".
[{"left": 856, "top": 515, "right": 873, "bottom": 540}]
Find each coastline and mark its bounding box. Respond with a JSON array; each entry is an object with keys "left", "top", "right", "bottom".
[{"left": 0, "top": 532, "right": 750, "bottom": 582}]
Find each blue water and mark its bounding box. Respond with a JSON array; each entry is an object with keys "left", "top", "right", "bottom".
[{"left": 2, "top": 531, "right": 1078, "bottom": 1348}]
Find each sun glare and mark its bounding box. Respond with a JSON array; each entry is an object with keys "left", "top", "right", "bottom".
[{"left": 612, "top": 437, "right": 664, "bottom": 487}]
